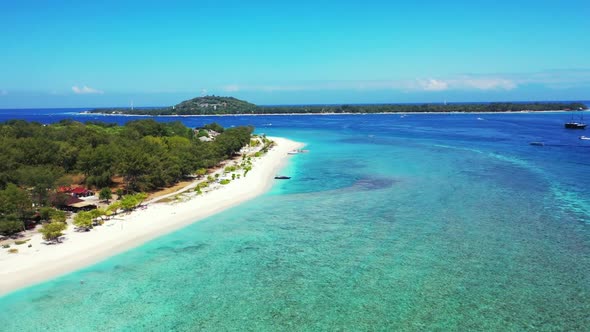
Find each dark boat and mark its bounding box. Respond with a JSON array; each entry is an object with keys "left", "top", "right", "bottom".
[
  {"left": 274, "top": 176, "right": 291, "bottom": 180},
  {"left": 565, "top": 112, "right": 587, "bottom": 129},
  {"left": 565, "top": 122, "right": 587, "bottom": 129},
  {"left": 529, "top": 142, "right": 544, "bottom": 146}
]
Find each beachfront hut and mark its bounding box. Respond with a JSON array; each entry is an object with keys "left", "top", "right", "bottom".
[
  {"left": 51, "top": 195, "right": 95, "bottom": 212},
  {"left": 69, "top": 201, "right": 97, "bottom": 212}
]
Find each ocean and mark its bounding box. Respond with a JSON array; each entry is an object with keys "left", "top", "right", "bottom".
[{"left": 0, "top": 108, "right": 589, "bottom": 330}]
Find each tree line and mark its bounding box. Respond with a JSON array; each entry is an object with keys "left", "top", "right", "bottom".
[
  {"left": 0, "top": 119, "right": 253, "bottom": 235},
  {"left": 87, "top": 96, "right": 588, "bottom": 115}
]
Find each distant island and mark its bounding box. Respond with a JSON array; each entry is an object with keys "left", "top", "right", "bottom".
[{"left": 85, "top": 96, "right": 589, "bottom": 115}]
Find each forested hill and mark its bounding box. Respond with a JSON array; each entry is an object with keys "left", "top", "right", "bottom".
[
  {"left": 86, "top": 96, "right": 588, "bottom": 115},
  {"left": 90, "top": 96, "right": 257, "bottom": 115}
]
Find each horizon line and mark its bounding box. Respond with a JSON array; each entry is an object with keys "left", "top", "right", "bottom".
[{"left": 1, "top": 99, "right": 589, "bottom": 111}]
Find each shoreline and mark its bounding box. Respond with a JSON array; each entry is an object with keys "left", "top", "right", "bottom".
[
  {"left": 77, "top": 109, "right": 589, "bottom": 117},
  {"left": 0, "top": 137, "right": 303, "bottom": 296}
]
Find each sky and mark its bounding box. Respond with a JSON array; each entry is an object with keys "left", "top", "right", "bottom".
[{"left": 1, "top": 0, "right": 589, "bottom": 108}]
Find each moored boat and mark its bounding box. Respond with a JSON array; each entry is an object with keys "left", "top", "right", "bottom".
[
  {"left": 565, "top": 112, "right": 587, "bottom": 129},
  {"left": 274, "top": 176, "right": 291, "bottom": 179},
  {"left": 565, "top": 122, "right": 587, "bottom": 129},
  {"left": 580, "top": 136, "right": 590, "bottom": 140}
]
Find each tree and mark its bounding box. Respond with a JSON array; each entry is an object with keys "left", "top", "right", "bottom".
[
  {"left": 195, "top": 168, "right": 207, "bottom": 178},
  {"left": 39, "top": 207, "right": 64, "bottom": 224},
  {"left": 50, "top": 209, "right": 66, "bottom": 223},
  {"left": 107, "top": 201, "right": 121, "bottom": 215},
  {"left": 89, "top": 208, "right": 109, "bottom": 225},
  {"left": 73, "top": 211, "right": 93, "bottom": 231},
  {"left": 134, "top": 192, "right": 148, "bottom": 204},
  {"left": 38, "top": 207, "right": 54, "bottom": 222},
  {"left": 0, "top": 216, "right": 24, "bottom": 236},
  {"left": 99, "top": 187, "right": 112, "bottom": 202},
  {"left": 15, "top": 165, "right": 64, "bottom": 206},
  {"left": 0, "top": 183, "right": 33, "bottom": 222},
  {"left": 202, "top": 122, "right": 224, "bottom": 133},
  {"left": 120, "top": 195, "right": 139, "bottom": 212},
  {"left": 39, "top": 222, "right": 67, "bottom": 243}
]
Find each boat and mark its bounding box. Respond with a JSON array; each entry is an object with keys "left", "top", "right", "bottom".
[
  {"left": 565, "top": 122, "right": 587, "bottom": 129},
  {"left": 287, "top": 150, "right": 299, "bottom": 155},
  {"left": 565, "top": 112, "right": 587, "bottom": 129},
  {"left": 274, "top": 176, "right": 291, "bottom": 180},
  {"left": 529, "top": 142, "right": 544, "bottom": 146},
  {"left": 580, "top": 136, "right": 590, "bottom": 140}
]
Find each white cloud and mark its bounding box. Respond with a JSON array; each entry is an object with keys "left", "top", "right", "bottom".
[
  {"left": 72, "top": 85, "right": 104, "bottom": 94},
  {"left": 417, "top": 79, "right": 449, "bottom": 91},
  {"left": 459, "top": 77, "right": 517, "bottom": 90},
  {"left": 219, "top": 77, "right": 514, "bottom": 93},
  {"left": 214, "top": 69, "right": 589, "bottom": 94},
  {"left": 406, "top": 77, "right": 517, "bottom": 92}
]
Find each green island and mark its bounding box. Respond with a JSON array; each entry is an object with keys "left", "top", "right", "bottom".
[
  {"left": 86, "top": 96, "right": 588, "bottom": 115},
  {"left": 0, "top": 119, "right": 255, "bottom": 238}
]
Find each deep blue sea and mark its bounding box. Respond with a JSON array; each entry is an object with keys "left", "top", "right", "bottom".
[{"left": 0, "top": 108, "right": 589, "bottom": 331}]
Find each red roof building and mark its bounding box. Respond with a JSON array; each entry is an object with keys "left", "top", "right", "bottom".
[{"left": 57, "top": 186, "right": 73, "bottom": 193}]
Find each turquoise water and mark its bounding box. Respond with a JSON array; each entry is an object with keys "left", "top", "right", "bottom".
[{"left": 1, "top": 113, "right": 589, "bottom": 331}]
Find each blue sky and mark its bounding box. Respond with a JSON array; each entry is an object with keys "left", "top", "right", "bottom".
[{"left": 1, "top": 0, "right": 589, "bottom": 107}]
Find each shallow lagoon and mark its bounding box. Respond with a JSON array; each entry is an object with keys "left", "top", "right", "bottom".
[{"left": 0, "top": 111, "right": 588, "bottom": 330}]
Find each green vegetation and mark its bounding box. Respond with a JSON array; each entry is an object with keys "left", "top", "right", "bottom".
[
  {"left": 99, "top": 187, "right": 112, "bottom": 202},
  {"left": 220, "top": 179, "right": 231, "bottom": 185},
  {"left": 73, "top": 208, "right": 110, "bottom": 231},
  {"left": 14, "top": 239, "right": 29, "bottom": 245},
  {"left": 224, "top": 165, "right": 237, "bottom": 173},
  {"left": 73, "top": 211, "right": 93, "bottom": 231},
  {"left": 202, "top": 122, "right": 225, "bottom": 132},
  {"left": 39, "top": 222, "right": 67, "bottom": 243},
  {"left": 249, "top": 102, "right": 589, "bottom": 114},
  {"left": 8, "top": 248, "right": 18, "bottom": 254},
  {"left": 120, "top": 193, "right": 148, "bottom": 212},
  {"left": 195, "top": 168, "right": 207, "bottom": 178},
  {"left": 0, "top": 119, "right": 251, "bottom": 192},
  {"left": 0, "top": 119, "right": 253, "bottom": 236},
  {"left": 87, "top": 96, "right": 588, "bottom": 115},
  {"left": 50, "top": 209, "right": 66, "bottom": 224},
  {"left": 0, "top": 184, "right": 31, "bottom": 235},
  {"left": 89, "top": 96, "right": 256, "bottom": 115}
]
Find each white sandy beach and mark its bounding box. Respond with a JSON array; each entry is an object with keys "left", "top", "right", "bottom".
[{"left": 0, "top": 137, "right": 303, "bottom": 296}]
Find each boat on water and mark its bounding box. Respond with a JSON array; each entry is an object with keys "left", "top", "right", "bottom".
[
  {"left": 580, "top": 136, "right": 590, "bottom": 140},
  {"left": 529, "top": 142, "right": 544, "bottom": 146},
  {"left": 288, "top": 149, "right": 309, "bottom": 155},
  {"left": 565, "top": 122, "right": 587, "bottom": 129},
  {"left": 565, "top": 112, "right": 587, "bottom": 129},
  {"left": 274, "top": 176, "right": 291, "bottom": 180}
]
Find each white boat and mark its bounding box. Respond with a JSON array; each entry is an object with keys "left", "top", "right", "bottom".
[
  {"left": 580, "top": 136, "right": 590, "bottom": 140},
  {"left": 287, "top": 150, "right": 299, "bottom": 155}
]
